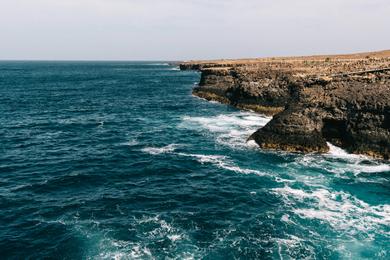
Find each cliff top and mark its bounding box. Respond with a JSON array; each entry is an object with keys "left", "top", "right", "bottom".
[
  {"left": 180, "top": 50, "right": 390, "bottom": 78},
  {"left": 182, "top": 50, "right": 390, "bottom": 65}
]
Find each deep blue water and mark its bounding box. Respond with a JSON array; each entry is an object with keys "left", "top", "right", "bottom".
[{"left": 0, "top": 61, "right": 389, "bottom": 259}]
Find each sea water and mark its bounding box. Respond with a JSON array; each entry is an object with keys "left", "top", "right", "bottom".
[{"left": 0, "top": 61, "right": 389, "bottom": 259}]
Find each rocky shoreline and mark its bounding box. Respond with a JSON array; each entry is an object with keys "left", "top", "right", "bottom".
[{"left": 180, "top": 50, "right": 390, "bottom": 159}]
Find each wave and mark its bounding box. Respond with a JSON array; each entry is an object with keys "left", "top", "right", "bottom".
[
  {"left": 272, "top": 186, "right": 390, "bottom": 236},
  {"left": 246, "top": 139, "right": 259, "bottom": 149},
  {"left": 327, "top": 144, "right": 390, "bottom": 174},
  {"left": 294, "top": 144, "right": 390, "bottom": 175},
  {"left": 327, "top": 142, "right": 368, "bottom": 160},
  {"left": 176, "top": 152, "right": 266, "bottom": 176},
  {"left": 140, "top": 142, "right": 266, "bottom": 176},
  {"left": 141, "top": 144, "right": 179, "bottom": 155},
  {"left": 180, "top": 111, "right": 271, "bottom": 149}
]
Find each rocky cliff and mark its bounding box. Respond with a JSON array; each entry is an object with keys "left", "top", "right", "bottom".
[{"left": 180, "top": 50, "right": 390, "bottom": 159}]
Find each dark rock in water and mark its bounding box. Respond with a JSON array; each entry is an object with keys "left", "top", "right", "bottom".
[
  {"left": 180, "top": 50, "right": 390, "bottom": 159},
  {"left": 248, "top": 104, "right": 330, "bottom": 153}
]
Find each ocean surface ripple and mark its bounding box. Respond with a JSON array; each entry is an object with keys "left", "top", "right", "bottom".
[{"left": 0, "top": 61, "right": 389, "bottom": 259}]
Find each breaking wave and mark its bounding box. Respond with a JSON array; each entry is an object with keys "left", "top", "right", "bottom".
[
  {"left": 180, "top": 111, "right": 271, "bottom": 149},
  {"left": 142, "top": 144, "right": 266, "bottom": 177},
  {"left": 273, "top": 186, "right": 389, "bottom": 234},
  {"left": 141, "top": 144, "right": 179, "bottom": 155},
  {"left": 175, "top": 152, "right": 266, "bottom": 176}
]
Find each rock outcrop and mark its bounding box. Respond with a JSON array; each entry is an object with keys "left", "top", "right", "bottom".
[{"left": 180, "top": 50, "right": 390, "bottom": 159}]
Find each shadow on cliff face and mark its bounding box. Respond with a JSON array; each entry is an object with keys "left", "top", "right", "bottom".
[{"left": 321, "top": 118, "right": 350, "bottom": 147}]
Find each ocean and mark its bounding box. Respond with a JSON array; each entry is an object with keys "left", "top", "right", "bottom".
[{"left": 0, "top": 61, "right": 389, "bottom": 259}]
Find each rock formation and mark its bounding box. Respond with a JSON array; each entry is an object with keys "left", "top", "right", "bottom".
[{"left": 180, "top": 50, "right": 390, "bottom": 159}]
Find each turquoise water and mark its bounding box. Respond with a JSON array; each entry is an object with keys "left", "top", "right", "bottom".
[{"left": 0, "top": 61, "right": 389, "bottom": 259}]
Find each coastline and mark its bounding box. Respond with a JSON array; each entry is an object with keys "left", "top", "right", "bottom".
[{"left": 180, "top": 50, "right": 390, "bottom": 159}]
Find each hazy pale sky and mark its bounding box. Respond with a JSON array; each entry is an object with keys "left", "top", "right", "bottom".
[{"left": 0, "top": 0, "right": 389, "bottom": 60}]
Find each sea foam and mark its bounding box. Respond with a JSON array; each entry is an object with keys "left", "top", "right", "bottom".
[
  {"left": 180, "top": 111, "right": 271, "bottom": 149},
  {"left": 176, "top": 152, "right": 266, "bottom": 176},
  {"left": 141, "top": 144, "right": 179, "bottom": 155},
  {"left": 272, "top": 185, "right": 390, "bottom": 235}
]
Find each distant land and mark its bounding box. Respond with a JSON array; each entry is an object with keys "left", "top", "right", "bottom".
[{"left": 180, "top": 50, "right": 390, "bottom": 159}]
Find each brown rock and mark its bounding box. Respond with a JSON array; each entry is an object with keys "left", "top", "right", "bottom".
[{"left": 180, "top": 50, "right": 390, "bottom": 159}]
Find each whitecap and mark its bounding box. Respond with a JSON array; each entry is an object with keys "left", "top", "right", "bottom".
[
  {"left": 141, "top": 144, "right": 178, "bottom": 155},
  {"left": 325, "top": 143, "right": 390, "bottom": 174},
  {"left": 353, "top": 164, "right": 390, "bottom": 174},
  {"left": 294, "top": 146, "right": 390, "bottom": 175},
  {"left": 168, "top": 234, "right": 182, "bottom": 242},
  {"left": 246, "top": 140, "right": 259, "bottom": 149},
  {"left": 176, "top": 152, "right": 266, "bottom": 176},
  {"left": 122, "top": 139, "right": 139, "bottom": 146},
  {"left": 272, "top": 185, "right": 390, "bottom": 235},
  {"left": 326, "top": 142, "right": 367, "bottom": 160},
  {"left": 180, "top": 112, "right": 271, "bottom": 149}
]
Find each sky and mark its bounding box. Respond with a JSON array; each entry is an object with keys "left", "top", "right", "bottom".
[{"left": 0, "top": 0, "right": 389, "bottom": 60}]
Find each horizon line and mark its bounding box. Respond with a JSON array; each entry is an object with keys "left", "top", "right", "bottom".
[
  {"left": 1, "top": 49, "right": 389, "bottom": 63},
  {"left": 0, "top": 59, "right": 183, "bottom": 62}
]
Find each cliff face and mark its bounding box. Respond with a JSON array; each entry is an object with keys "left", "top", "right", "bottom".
[
  {"left": 180, "top": 50, "right": 390, "bottom": 159},
  {"left": 250, "top": 70, "right": 390, "bottom": 158},
  {"left": 191, "top": 65, "right": 296, "bottom": 115},
  {"left": 192, "top": 68, "right": 235, "bottom": 104}
]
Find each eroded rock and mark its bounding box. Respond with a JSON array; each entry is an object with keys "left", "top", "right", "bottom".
[{"left": 180, "top": 50, "right": 390, "bottom": 159}]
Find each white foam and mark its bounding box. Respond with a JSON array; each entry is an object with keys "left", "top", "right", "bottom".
[
  {"left": 180, "top": 112, "right": 271, "bottom": 149},
  {"left": 281, "top": 214, "right": 293, "bottom": 224},
  {"left": 325, "top": 143, "right": 390, "bottom": 174},
  {"left": 275, "top": 234, "right": 316, "bottom": 260},
  {"left": 272, "top": 186, "right": 390, "bottom": 235},
  {"left": 176, "top": 152, "right": 266, "bottom": 176},
  {"left": 122, "top": 139, "right": 139, "bottom": 146},
  {"left": 354, "top": 164, "right": 390, "bottom": 173},
  {"left": 295, "top": 150, "right": 390, "bottom": 176},
  {"left": 141, "top": 144, "right": 178, "bottom": 155},
  {"left": 168, "top": 234, "right": 182, "bottom": 242},
  {"left": 326, "top": 142, "right": 366, "bottom": 160},
  {"left": 246, "top": 140, "right": 259, "bottom": 149},
  {"left": 133, "top": 215, "right": 190, "bottom": 249}
]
